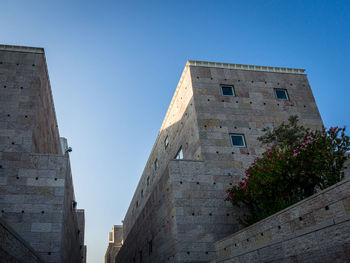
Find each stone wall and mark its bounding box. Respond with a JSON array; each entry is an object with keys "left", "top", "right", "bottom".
[
  {"left": 118, "top": 61, "right": 327, "bottom": 262},
  {"left": 0, "top": 216, "right": 44, "bottom": 263},
  {"left": 214, "top": 178, "right": 350, "bottom": 263},
  {"left": 0, "top": 45, "right": 84, "bottom": 262},
  {"left": 123, "top": 64, "right": 202, "bottom": 239}
]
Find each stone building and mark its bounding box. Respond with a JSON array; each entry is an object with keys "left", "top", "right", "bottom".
[
  {"left": 0, "top": 44, "right": 85, "bottom": 263},
  {"left": 105, "top": 225, "right": 123, "bottom": 263},
  {"left": 116, "top": 60, "right": 323, "bottom": 262}
]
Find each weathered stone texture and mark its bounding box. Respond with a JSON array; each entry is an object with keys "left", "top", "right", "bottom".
[
  {"left": 214, "top": 178, "right": 350, "bottom": 263},
  {"left": 116, "top": 61, "right": 331, "bottom": 262},
  {"left": 0, "top": 45, "right": 84, "bottom": 263},
  {"left": 0, "top": 216, "right": 44, "bottom": 263}
]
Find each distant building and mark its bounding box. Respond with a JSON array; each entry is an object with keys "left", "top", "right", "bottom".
[
  {"left": 115, "top": 61, "right": 323, "bottom": 262},
  {"left": 105, "top": 225, "right": 123, "bottom": 263},
  {"left": 0, "top": 44, "right": 85, "bottom": 263}
]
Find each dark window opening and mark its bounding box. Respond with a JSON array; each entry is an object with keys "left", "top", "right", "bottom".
[
  {"left": 175, "top": 146, "right": 183, "bottom": 159},
  {"left": 274, "top": 89, "right": 289, "bottom": 100},
  {"left": 221, "top": 85, "right": 235, "bottom": 96},
  {"left": 230, "top": 134, "right": 246, "bottom": 147}
]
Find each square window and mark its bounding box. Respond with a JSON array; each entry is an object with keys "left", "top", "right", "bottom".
[
  {"left": 230, "top": 134, "right": 246, "bottom": 147},
  {"left": 154, "top": 159, "right": 158, "bottom": 170},
  {"left": 164, "top": 136, "right": 169, "bottom": 149},
  {"left": 175, "top": 147, "right": 183, "bottom": 159},
  {"left": 274, "top": 89, "right": 289, "bottom": 100},
  {"left": 221, "top": 85, "right": 235, "bottom": 96}
]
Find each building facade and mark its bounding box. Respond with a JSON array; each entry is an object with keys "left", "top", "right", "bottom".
[
  {"left": 105, "top": 225, "right": 123, "bottom": 263},
  {"left": 116, "top": 61, "right": 323, "bottom": 262},
  {"left": 0, "top": 45, "right": 85, "bottom": 263}
]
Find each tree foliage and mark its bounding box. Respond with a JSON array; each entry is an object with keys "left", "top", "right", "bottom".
[{"left": 226, "top": 116, "right": 350, "bottom": 226}]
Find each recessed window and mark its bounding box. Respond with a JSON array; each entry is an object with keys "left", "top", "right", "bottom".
[
  {"left": 164, "top": 136, "right": 169, "bottom": 149},
  {"left": 274, "top": 89, "right": 289, "bottom": 100},
  {"left": 136, "top": 201, "right": 139, "bottom": 207},
  {"left": 221, "top": 85, "right": 235, "bottom": 96},
  {"left": 230, "top": 134, "right": 246, "bottom": 147},
  {"left": 175, "top": 147, "right": 183, "bottom": 159},
  {"left": 147, "top": 176, "right": 150, "bottom": 186},
  {"left": 154, "top": 159, "right": 158, "bottom": 170},
  {"left": 141, "top": 189, "right": 144, "bottom": 198}
]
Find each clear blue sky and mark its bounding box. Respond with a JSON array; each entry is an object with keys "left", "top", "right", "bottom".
[{"left": 1, "top": 1, "right": 349, "bottom": 262}]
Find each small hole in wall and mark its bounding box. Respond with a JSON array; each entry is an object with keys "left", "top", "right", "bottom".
[
  {"left": 0, "top": 62, "right": 2, "bottom": 64},
  {"left": 216, "top": 151, "right": 219, "bottom": 154},
  {"left": 21, "top": 210, "right": 24, "bottom": 213},
  {"left": 205, "top": 251, "right": 209, "bottom": 254},
  {"left": 325, "top": 206, "right": 329, "bottom": 211},
  {"left": 226, "top": 213, "right": 230, "bottom": 216},
  {"left": 1, "top": 210, "right": 4, "bottom": 213},
  {"left": 25, "top": 115, "right": 28, "bottom": 118},
  {"left": 229, "top": 183, "right": 232, "bottom": 185},
  {"left": 247, "top": 238, "right": 249, "bottom": 242},
  {"left": 32, "top": 64, "right": 35, "bottom": 67},
  {"left": 0, "top": 165, "right": 2, "bottom": 169},
  {"left": 261, "top": 232, "right": 264, "bottom": 236},
  {"left": 232, "top": 152, "right": 234, "bottom": 154},
  {"left": 196, "top": 182, "right": 200, "bottom": 185},
  {"left": 278, "top": 225, "right": 281, "bottom": 229},
  {"left": 277, "top": 82, "right": 280, "bottom": 85},
  {"left": 234, "top": 126, "right": 237, "bottom": 129},
  {"left": 304, "top": 105, "right": 306, "bottom": 108},
  {"left": 208, "top": 99, "right": 210, "bottom": 101},
  {"left": 11, "top": 142, "right": 15, "bottom": 145},
  {"left": 228, "top": 173, "right": 231, "bottom": 176},
  {"left": 4, "top": 85, "right": 6, "bottom": 88},
  {"left": 220, "top": 126, "right": 222, "bottom": 128},
  {"left": 209, "top": 213, "right": 212, "bottom": 216},
  {"left": 197, "top": 76, "right": 199, "bottom": 79},
  {"left": 250, "top": 102, "right": 252, "bottom": 104},
  {"left": 264, "top": 81, "right": 267, "bottom": 84},
  {"left": 16, "top": 176, "right": 19, "bottom": 180},
  {"left": 48, "top": 252, "right": 51, "bottom": 255},
  {"left": 234, "top": 243, "right": 237, "bottom": 247},
  {"left": 236, "top": 101, "right": 238, "bottom": 103},
  {"left": 16, "top": 63, "right": 19, "bottom": 66},
  {"left": 54, "top": 178, "right": 57, "bottom": 181},
  {"left": 238, "top": 79, "right": 240, "bottom": 82},
  {"left": 290, "top": 83, "right": 293, "bottom": 86},
  {"left": 247, "top": 153, "right": 250, "bottom": 155},
  {"left": 192, "top": 213, "right": 195, "bottom": 216},
  {"left": 222, "top": 100, "right": 224, "bottom": 102},
  {"left": 249, "top": 127, "right": 251, "bottom": 130},
  {"left": 20, "top": 87, "right": 23, "bottom": 89},
  {"left": 41, "top": 211, "right": 45, "bottom": 214},
  {"left": 187, "top": 251, "right": 190, "bottom": 255},
  {"left": 204, "top": 125, "right": 207, "bottom": 128},
  {"left": 213, "top": 182, "right": 216, "bottom": 185},
  {"left": 299, "top": 217, "right": 303, "bottom": 221},
  {"left": 224, "top": 248, "right": 227, "bottom": 251},
  {"left": 7, "top": 114, "right": 10, "bottom": 117},
  {"left": 224, "top": 79, "right": 227, "bottom": 81},
  {"left": 277, "top": 103, "right": 280, "bottom": 106},
  {"left": 251, "top": 81, "right": 254, "bottom": 83},
  {"left": 211, "top": 77, "right": 213, "bottom": 80},
  {"left": 35, "top": 177, "right": 38, "bottom": 180},
  {"left": 180, "top": 181, "right": 182, "bottom": 184},
  {"left": 263, "top": 102, "right": 266, "bottom": 105}
]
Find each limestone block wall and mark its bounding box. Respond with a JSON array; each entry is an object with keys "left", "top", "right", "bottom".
[
  {"left": 0, "top": 216, "right": 44, "bottom": 263},
  {"left": 169, "top": 159, "right": 242, "bottom": 262},
  {"left": 0, "top": 45, "right": 84, "bottom": 263},
  {"left": 214, "top": 178, "right": 350, "bottom": 263},
  {"left": 190, "top": 63, "right": 323, "bottom": 182},
  {"left": 116, "top": 166, "right": 178, "bottom": 263},
  {"left": 123, "top": 63, "right": 202, "bottom": 239},
  {"left": 0, "top": 45, "right": 61, "bottom": 155}
]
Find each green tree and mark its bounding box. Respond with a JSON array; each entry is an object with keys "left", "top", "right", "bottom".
[{"left": 226, "top": 116, "right": 350, "bottom": 226}]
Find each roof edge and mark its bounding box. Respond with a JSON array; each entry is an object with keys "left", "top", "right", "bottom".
[
  {"left": 188, "top": 60, "right": 305, "bottom": 74},
  {"left": 0, "top": 44, "right": 44, "bottom": 54}
]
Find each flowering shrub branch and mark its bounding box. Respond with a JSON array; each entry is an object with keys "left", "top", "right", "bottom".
[{"left": 226, "top": 116, "right": 350, "bottom": 226}]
